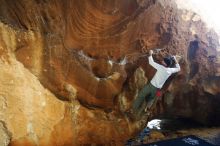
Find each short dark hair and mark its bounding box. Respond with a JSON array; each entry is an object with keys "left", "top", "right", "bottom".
[{"left": 164, "top": 56, "right": 173, "bottom": 67}]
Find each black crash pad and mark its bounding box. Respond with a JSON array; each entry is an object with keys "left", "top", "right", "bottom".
[{"left": 138, "top": 135, "right": 216, "bottom": 146}]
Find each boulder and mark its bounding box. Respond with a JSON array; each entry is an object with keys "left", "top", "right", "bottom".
[{"left": 0, "top": 0, "right": 219, "bottom": 145}]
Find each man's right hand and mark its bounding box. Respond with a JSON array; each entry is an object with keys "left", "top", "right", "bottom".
[{"left": 173, "top": 55, "right": 181, "bottom": 64}]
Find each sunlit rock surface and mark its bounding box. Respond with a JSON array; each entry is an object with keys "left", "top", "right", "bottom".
[{"left": 0, "top": 0, "right": 219, "bottom": 145}]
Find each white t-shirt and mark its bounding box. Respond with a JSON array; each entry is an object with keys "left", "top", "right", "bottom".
[{"left": 148, "top": 56, "right": 180, "bottom": 89}]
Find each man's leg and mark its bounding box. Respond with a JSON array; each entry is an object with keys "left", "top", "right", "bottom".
[
  {"left": 147, "top": 84, "right": 157, "bottom": 100},
  {"left": 132, "top": 83, "right": 151, "bottom": 113},
  {"left": 144, "top": 86, "right": 158, "bottom": 112},
  {"left": 135, "top": 84, "right": 158, "bottom": 120}
]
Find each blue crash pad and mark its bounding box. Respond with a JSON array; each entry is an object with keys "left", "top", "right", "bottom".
[{"left": 139, "top": 135, "right": 216, "bottom": 146}]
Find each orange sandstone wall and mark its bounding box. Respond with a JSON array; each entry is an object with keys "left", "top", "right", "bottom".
[{"left": 0, "top": 0, "right": 219, "bottom": 145}]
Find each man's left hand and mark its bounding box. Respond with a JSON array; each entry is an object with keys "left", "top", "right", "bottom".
[{"left": 149, "top": 50, "right": 153, "bottom": 55}]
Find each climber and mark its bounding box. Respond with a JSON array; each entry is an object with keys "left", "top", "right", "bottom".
[{"left": 131, "top": 49, "right": 181, "bottom": 115}]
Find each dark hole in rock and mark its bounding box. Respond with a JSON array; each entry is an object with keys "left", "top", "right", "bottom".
[
  {"left": 188, "top": 40, "right": 199, "bottom": 61},
  {"left": 189, "top": 62, "right": 199, "bottom": 80}
]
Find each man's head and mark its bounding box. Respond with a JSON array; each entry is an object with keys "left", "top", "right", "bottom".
[{"left": 162, "top": 56, "right": 174, "bottom": 67}]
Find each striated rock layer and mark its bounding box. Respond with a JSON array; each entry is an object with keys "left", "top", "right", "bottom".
[{"left": 0, "top": 0, "right": 219, "bottom": 145}]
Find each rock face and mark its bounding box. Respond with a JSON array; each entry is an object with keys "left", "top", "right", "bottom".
[{"left": 0, "top": 0, "right": 219, "bottom": 145}]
